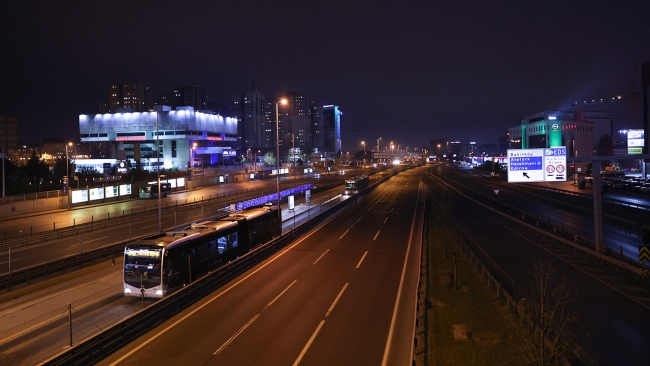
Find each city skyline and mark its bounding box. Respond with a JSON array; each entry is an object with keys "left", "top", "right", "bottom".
[{"left": 2, "top": 1, "right": 650, "bottom": 151}]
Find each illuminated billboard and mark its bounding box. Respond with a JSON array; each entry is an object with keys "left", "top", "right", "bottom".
[{"left": 627, "top": 129, "right": 644, "bottom": 155}]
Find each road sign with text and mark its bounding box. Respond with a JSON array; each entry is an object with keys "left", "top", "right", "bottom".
[{"left": 507, "top": 147, "right": 567, "bottom": 183}]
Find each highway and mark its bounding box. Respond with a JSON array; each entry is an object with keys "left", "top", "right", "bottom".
[
  {"left": 0, "top": 168, "right": 391, "bottom": 275},
  {"left": 423, "top": 164, "right": 650, "bottom": 365},
  {"left": 2, "top": 162, "right": 649, "bottom": 365},
  {"left": 97, "top": 168, "right": 424, "bottom": 365}
]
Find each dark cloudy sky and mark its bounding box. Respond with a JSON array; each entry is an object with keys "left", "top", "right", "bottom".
[{"left": 1, "top": 0, "right": 649, "bottom": 151}]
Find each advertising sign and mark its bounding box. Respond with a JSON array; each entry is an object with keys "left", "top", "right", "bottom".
[
  {"left": 289, "top": 195, "right": 295, "bottom": 211},
  {"left": 627, "top": 129, "right": 645, "bottom": 154},
  {"left": 105, "top": 186, "right": 117, "bottom": 198},
  {"left": 89, "top": 187, "right": 104, "bottom": 201},
  {"left": 549, "top": 122, "right": 562, "bottom": 147},
  {"left": 119, "top": 184, "right": 131, "bottom": 196},
  {"left": 507, "top": 147, "right": 566, "bottom": 183},
  {"left": 71, "top": 189, "right": 88, "bottom": 204},
  {"left": 306, "top": 190, "right": 311, "bottom": 203}
]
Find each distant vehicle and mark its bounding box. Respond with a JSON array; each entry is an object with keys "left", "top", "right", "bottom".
[
  {"left": 344, "top": 175, "right": 369, "bottom": 195},
  {"left": 490, "top": 172, "right": 499, "bottom": 178},
  {"left": 139, "top": 183, "right": 172, "bottom": 198},
  {"left": 123, "top": 206, "right": 279, "bottom": 298}
]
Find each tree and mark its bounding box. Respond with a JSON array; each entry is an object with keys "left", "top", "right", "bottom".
[
  {"left": 596, "top": 134, "right": 614, "bottom": 158},
  {"left": 23, "top": 152, "right": 50, "bottom": 191},
  {"left": 264, "top": 152, "right": 276, "bottom": 167},
  {"left": 52, "top": 157, "right": 71, "bottom": 178},
  {"left": 514, "top": 260, "right": 582, "bottom": 366}
]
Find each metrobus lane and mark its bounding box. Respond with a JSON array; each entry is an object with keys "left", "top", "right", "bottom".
[{"left": 98, "top": 169, "right": 422, "bottom": 366}]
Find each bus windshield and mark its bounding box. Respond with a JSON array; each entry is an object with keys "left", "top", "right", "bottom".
[{"left": 124, "top": 247, "right": 163, "bottom": 289}]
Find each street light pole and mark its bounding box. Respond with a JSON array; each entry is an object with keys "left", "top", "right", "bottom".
[
  {"left": 155, "top": 110, "right": 162, "bottom": 233},
  {"left": 65, "top": 144, "right": 69, "bottom": 182},
  {"left": 276, "top": 99, "right": 287, "bottom": 235}
]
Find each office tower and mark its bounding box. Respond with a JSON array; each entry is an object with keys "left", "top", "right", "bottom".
[{"left": 321, "top": 105, "right": 341, "bottom": 153}]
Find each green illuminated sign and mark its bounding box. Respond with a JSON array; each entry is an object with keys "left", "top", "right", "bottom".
[{"left": 549, "top": 122, "right": 562, "bottom": 147}]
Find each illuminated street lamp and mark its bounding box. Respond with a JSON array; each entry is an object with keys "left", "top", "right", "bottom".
[
  {"left": 361, "top": 141, "right": 366, "bottom": 167},
  {"left": 276, "top": 98, "right": 288, "bottom": 235},
  {"left": 65, "top": 142, "right": 72, "bottom": 183},
  {"left": 156, "top": 110, "right": 162, "bottom": 233}
]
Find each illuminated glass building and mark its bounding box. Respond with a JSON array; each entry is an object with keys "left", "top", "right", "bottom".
[{"left": 321, "top": 105, "right": 341, "bottom": 154}]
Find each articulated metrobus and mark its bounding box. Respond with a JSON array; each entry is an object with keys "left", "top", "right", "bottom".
[
  {"left": 123, "top": 206, "right": 279, "bottom": 298},
  {"left": 344, "top": 175, "right": 369, "bottom": 195}
]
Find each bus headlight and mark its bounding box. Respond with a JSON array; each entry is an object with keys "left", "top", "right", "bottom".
[
  {"left": 124, "top": 288, "right": 132, "bottom": 294},
  {"left": 155, "top": 290, "right": 163, "bottom": 296}
]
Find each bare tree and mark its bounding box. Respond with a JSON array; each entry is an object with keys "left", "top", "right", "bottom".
[{"left": 516, "top": 260, "right": 583, "bottom": 366}]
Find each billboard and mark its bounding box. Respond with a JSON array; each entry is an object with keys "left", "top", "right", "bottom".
[{"left": 627, "top": 129, "right": 644, "bottom": 155}]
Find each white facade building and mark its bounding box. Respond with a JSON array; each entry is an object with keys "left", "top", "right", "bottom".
[{"left": 79, "top": 106, "right": 238, "bottom": 171}]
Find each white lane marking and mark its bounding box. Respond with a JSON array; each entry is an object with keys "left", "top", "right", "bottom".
[
  {"left": 356, "top": 251, "right": 368, "bottom": 269},
  {"left": 383, "top": 217, "right": 389, "bottom": 224},
  {"left": 339, "top": 229, "right": 349, "bottom": 240},
  {"left": 382, "top": 180, "right": 420, "bottom": 366},
  {"left": 326, "top": 283, "right": 349, "bottom": 317},
  {"left": 373, "top": 231, "right": 380, "bottom": 240},
  {"left": 292, "top": 320, "right": 325, "bottom": 366},
  {"left": 313, "top": 249, "right": 330, "bottom": 265},
  {"left": 267, "top": 280, "right": 297, "bottom": 307},
  {"left": 213, "top": 314, "right": 260, "bottom": 355}
]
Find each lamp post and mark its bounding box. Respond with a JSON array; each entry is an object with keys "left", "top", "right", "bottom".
[
  {"left": 361, "top": 141, "right": 366, "bottom": 168},
  {"left": 1, "top": 144, "right": 4, "bottom": 205},
  {"left": 276, "top": 98, "right": 288, "bottom": 235},
  {"left": 65, "top": 142, "right": 72, "bottom": 182},
  {"left": 155, "top": 110, "right": 162, "bottom": 233},
  {"left": 377, "top": 137, "right": 381, "bottom": 164}
]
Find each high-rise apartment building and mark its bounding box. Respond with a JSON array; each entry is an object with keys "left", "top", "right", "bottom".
[
  {"left": 0, "top": 115, "right": 18, "bottom": 156},
  {"left": 277, "top": 92, "right": 311, "bottom": 161},
  {"left": 232, "top": 90, "right": 266, "bottom": 151},
  {"left": 262, "top": 101, "right": 274, "bottom": 149},
  {"left": 164, "top": 85, "right": 208, "bottom": 111},
  {"left": 310, "top": 102, "right": 324, "bottom": 151},
  {"left": 108, "top": 81, "right": 152, "bottom": 112}
]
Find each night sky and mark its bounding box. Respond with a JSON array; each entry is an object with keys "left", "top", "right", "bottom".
[{"left": 2, "top": 0, "right": 650, "bottom": 151}]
